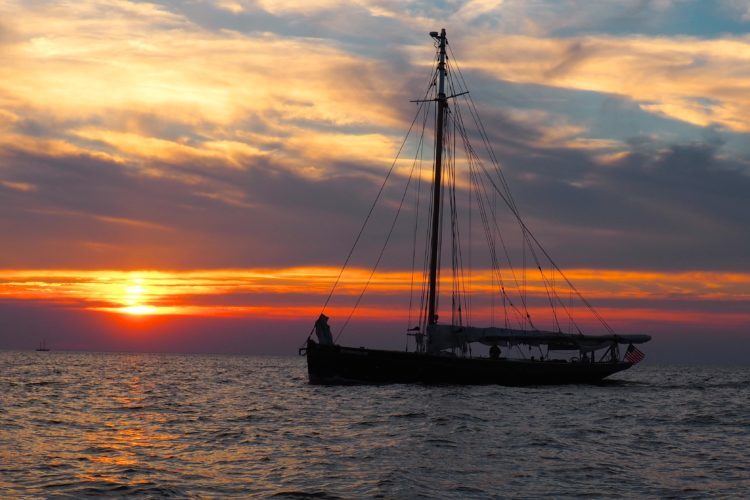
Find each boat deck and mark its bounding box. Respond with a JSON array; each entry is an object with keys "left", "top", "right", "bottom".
[{"left": 305, "top": 340, "right": 633, "bottom": 386}]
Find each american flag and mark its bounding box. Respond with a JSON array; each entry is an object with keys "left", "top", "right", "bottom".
[{"left": 624, "top": 344, "right": 645, "bottom": 364}]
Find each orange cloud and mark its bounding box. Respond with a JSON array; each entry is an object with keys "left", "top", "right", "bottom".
[
  {"left": 1, "top": 268, "right": 748, "bottom": 333},
  {"left": 0, "top": 0, "right": 412, "bottom": 181},
  {"left": 456, "top": 33, "right": 750, "bottom": 132}
]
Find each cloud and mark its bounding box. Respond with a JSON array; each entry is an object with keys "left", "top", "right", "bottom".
[
  {"left": 723, "top": 0, "right": 750, "bottom": 21},
  {"left": 487, "top": 133, "right": 750, "bottom": 270},
  {"left": 0, "top": 0, "right": 422, "bottom": 184},
  {"left": 2, "top": 123, "right": 748, "bottom": 276},
  {"left": 1, "top": 267, "right": 747, "bottom": 347},
  {"left": 455, "top": 0, "right": 505, "bottom": 21},
  {"left": 457, "top": 33, "right": 750, "bottom": 132}
]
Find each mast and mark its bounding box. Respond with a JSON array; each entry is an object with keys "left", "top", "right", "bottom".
[{"left": 427, "top": 28, "right": 447, "bottom": 326}]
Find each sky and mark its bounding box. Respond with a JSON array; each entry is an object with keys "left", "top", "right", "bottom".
[{"left": 0, "top": 0, "right": 749, "bottom": 361}]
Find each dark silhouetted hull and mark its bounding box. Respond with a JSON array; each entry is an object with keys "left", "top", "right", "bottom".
[{"left": 305, "top": 341, "right": 633, "bottom": 385}]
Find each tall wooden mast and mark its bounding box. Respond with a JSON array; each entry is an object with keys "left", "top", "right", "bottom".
[{"left": 427, "top": 29, "right": 447, "bottom": 326}]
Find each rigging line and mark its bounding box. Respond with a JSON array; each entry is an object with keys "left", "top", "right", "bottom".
[
  {"left": 417, "top": 87, "right": 439, "bottom": 332},
  {"left": 407, "top": 99, "right": 432, "bottom": 330},
  {"left": 496, "top": 205, "right": 562, "bottom": 330},
  {"left": 448, "top": 85, "right": 608, "bottom": 332},
  {"left": 407, "top": 127, "right": 428, "bottom": 348},
  {"left": 467, "top": 156, "right": 526, "bottom": 328},
  {"left": 447, "top": 112, "right": 460, "bottom": 325},
  {"left": 468, "top": 113, "right": 473, "bottom": 325},
  {"left": 489, "top": 176, "right": 494, "bottom": 327},
  {"left": 526, "top": 255, "right": 585, "bottom": 334},
  {"left": 568, "top": 287, "right": 573, "bottom": 334},
  {"left": 456, "top": 162, "right": 472, "bottom": 325},
  {"left": 551, "top": 264, "right": 556, "bottom": 329},
  {"left": 516, "top": 228, "right": 565, "bottom": 332},
  {"left": 508, "top": 215, "right": 563, "bottom": 330},
  {"left": 456, "top": 106, "right": 520, "bottom": 325},
  {"left": 468, "top": 164, "right": 508, "bottom": 318},
  {"left": 338, "top": 56, "right": 443, "bottom": 341},
  {"left": 418, "top": 189, "right": 433, "bottom": 331},
  {"left": 447, "top": 64, "right": 471, "bottom": 326},
  {"left": 519, "top": 221, "right": 613, "bottom": 333},
  {"left": 446, "top": 62, "right": 512, "bottom": 216},
  {"left": 450, "top": 119, "right": 462, "bottom": 325},
  {"left": 545, "top": 277, "right": 584, "bottom": 335},
  {"left": 334, "top": 46, "right": 441, "bottom": 342},
  {"left": 427, "top": 40, "right": 449, "bottom": 329},
  {"left": 453, "top": 100, "right": 533, "bottom": 326},
  {"left": 417, "top": 129, "right": 434, "bottom": 330},
  {"left": 474, "top": 151, "right": 568, "bottom": 332},
  {"left": 447, "top": 47, "right": 520, "bottom": 214},
  {"left": 467, "top": 153, "right": 538, "bottom": 322},
  {"left": 473, "top": 155, "right": 615, "bottom": 334},
  {"left": 523, "top": 228, "right": 526, "bottom": 329},
  {"left": 451, "top": 103, "right": 516, "bottom": 279},
  {"left": 435, "top": 104, "right": 447, "bottom": 325},
  {"left": 491, "top": 145, "right": 499, "bottom": 326},
  {"left": 317, "top": 78, "right": 435, "bottom": 322},
  {"left": 449, "top": 126, "right": 459, "bottom": 325},
  {"left": 536, "top": 263, "right": 562, "bottom": 332},
  {"left": 469, "top": 165, "right": 535, "bottom": 331},
  {"left": 504, "top": 291, "right": 508, "bottom": 327},
  {"left": 446, "top": 79, "right": 456, "bottom": 324},
  {"left": 450, "top": 164, "right": 458, "bottom": 322},
  {"left": 446, "top": 51, "right": 613, "bottom": 334},
  {"left": 468, "top": 161, "right": 527, "bottom": 328},
  {"left": 449, "top": 119, "right": 469, "bottom": 327},
  {"left": 335, "top": 135, "right": 423, "bottom": 342},
  {"left": 469, "top": 139, "right": 580, "bottom": 333},
  {"left": 446, "top": 68, "right": 459, "bottom": 325}
]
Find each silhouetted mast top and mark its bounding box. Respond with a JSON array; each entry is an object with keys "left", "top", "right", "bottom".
[{"left": 427, "top": 28, "right": 447, "bottom": 327}]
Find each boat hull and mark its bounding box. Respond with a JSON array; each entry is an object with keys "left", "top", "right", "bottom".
[{"left": 305, "top": 340, "right": 633, "bottom": 385}]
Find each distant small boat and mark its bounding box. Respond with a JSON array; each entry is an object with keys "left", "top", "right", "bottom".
[
  {"left": 301, "top": 29, "right": 651, "bottom": 385},
  {"left": 36, "top": 340, "right": 50, "bottom": 352}
]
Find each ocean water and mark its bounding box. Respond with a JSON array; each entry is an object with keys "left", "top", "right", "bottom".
[{"left": 1, "top": 351, "right": 748, "bottom": 498}]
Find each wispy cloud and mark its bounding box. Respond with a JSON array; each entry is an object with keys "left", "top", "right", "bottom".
[
  {"left": 0, "top": 0, "right": 414, "bottom": 181},
  {"left": 458, "top": 33, "right": 750, "bottom": 132}
]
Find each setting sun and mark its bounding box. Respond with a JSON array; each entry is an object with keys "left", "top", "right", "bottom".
[
  {"left": 120, "top": 304, "right": 158, "bottom": 316},
  {"left": 120, "top": 278, "right": 153, "bottom": 315}
]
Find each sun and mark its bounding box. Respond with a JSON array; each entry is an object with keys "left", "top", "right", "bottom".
[
  {"left": 121, "top": 304, "right": 158, "bottom": 316},
  {"left": 119, "top": 278, "right": 156, "bottom": 316}
]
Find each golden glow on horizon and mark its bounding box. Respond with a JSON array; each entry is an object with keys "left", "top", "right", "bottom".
[
  {"left": 120, "top": 305, "right": 157, "bottom": 316},
  {"left": 0, "top": 268, "right": 748, "bottom": 330},
  {"left": 119, "top": 278, "right": 156, "bottom": 315}
]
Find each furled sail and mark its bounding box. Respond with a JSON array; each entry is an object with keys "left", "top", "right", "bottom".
[{"left": 426, "top": 324, "right": 650, "bottom": 353}]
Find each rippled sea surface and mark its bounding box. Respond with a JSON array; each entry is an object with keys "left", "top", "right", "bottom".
[{"left": 1, "top": 351, "right": 749, "bottom": 498}]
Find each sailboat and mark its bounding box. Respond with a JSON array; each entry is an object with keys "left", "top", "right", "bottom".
[
  {"left": 36, "top": 339, "right": 50, "bottom": 352},
  {"left": 301, "top": 29, "right": 650, "bottom": 385}
]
